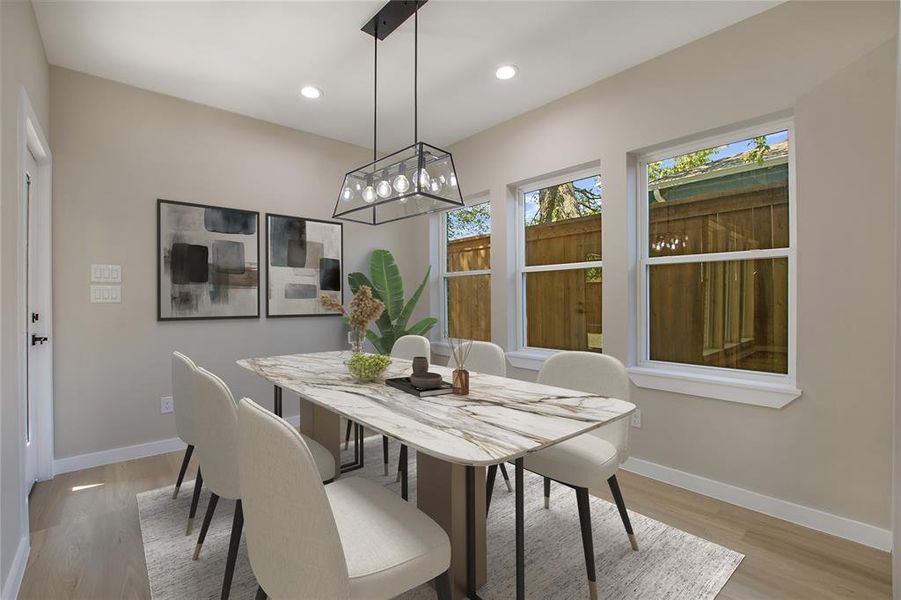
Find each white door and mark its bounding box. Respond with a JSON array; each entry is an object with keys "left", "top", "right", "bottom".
[{"left": 23, "top": 148, "right": 45, "bottom": 493}]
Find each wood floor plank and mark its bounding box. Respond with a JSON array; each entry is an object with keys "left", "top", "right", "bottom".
[{"left": 17, "top": 451, "right": 892, "bottom": 599}]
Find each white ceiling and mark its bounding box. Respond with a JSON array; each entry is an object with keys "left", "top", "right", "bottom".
[{"left": 33, "top": 0, "right": 779, "bottom": 152}]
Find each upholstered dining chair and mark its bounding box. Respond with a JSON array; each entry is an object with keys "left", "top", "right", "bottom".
[
  {"left": 192, "top": 367, "right": 336, "bottom": 600},
  {"left": 464, "top": 342, "right": 514, "bottom": 496},
  {"left": 172, "top": 352, "right": 205, "bottom": 535},
  {"left": 237, "top": 398, "right": 452, "bottom": 600},
  {"left": 343, "top": 334, "right": 431, "bottom": 498},
  {"left": 391, "top": 335, "right": 431, "bottom": 498},
  {"left": 522, "top": 351, "right": 638, "bottom": 600}
]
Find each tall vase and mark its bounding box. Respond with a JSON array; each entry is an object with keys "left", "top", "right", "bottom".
[{"left": 350, "top": 328, "right": 365, "bottom": 355}]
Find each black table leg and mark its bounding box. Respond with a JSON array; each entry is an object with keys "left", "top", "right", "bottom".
[
  {"left": 273, "top": 386, "right": 282, "bottom": 417},
  {"left": 465, "top": 465, "right": 482, "bottom": 600},
  {"left": 399, "top": 444, "right": 408, "bottom": 501},
  {"left": 515, "top": 457, "right": 524, "bottom": 600}
]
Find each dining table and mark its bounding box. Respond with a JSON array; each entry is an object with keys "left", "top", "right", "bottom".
[{"left": 237, "top": 350, "right": 635, "bottom": 600}]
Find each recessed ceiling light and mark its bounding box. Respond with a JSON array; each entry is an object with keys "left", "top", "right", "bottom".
[
  {"left": 495, "top": 65, "right": 518, "bottom": 80},
  {"left": 300, "top": 86, "right": 322, "bottom": 99}
]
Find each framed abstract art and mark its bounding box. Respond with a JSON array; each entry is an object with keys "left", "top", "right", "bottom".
[
  {"left": 265, "top": 213, "right": 343, "bottom": 317},
  {"left": 157, "top": 199, "right": 260, "bottom": 320}
]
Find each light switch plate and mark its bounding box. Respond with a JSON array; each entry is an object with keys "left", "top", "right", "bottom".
[
  {"left": 91, "top": 264, "right": 122, "bottom": 283},
  {"left": 160, "top": 396, "right": 174, "bottom": 414},
  {"left": 90, "top": 285, "right": 121, "bottom": 303}
]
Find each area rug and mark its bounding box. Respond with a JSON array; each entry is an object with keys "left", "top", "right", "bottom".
[{"left": 137, "top": 437, "right": 743, "bottom": 599}]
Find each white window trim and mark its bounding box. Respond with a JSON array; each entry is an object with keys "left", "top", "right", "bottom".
[
  {"left": 435, "top": 196, "right": 491, "bottom": 356},
  {"left": 631, "top": 117, "right": 800, "bottom": 408},
  {"left": 513, "top": 167, "right": 602, "bottom": 362}
]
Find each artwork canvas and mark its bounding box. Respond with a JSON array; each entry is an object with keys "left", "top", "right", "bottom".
[
  {"left": 158, "top": 199, "right": 259, "bottom": 320},
  {"left": 266, "top": 214, "right": 343, "bottom": 317}
]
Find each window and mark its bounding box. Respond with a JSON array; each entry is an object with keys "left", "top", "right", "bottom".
[
  {"left": 516, "top": 170, "right": 602, "bottom": 353},
  {"left": 441, "top": 202, "right": 491, "bottom": 341},
  {"left": 635, "top": 120, "right": 797, "bottom": 405}
]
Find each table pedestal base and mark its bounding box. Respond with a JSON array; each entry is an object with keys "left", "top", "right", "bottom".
[
  {"left": 416, "top": 453, "right": 487, "bottom": 600},
  {"left": 299, "top": 397, "right": 342, "bottom": 478}
]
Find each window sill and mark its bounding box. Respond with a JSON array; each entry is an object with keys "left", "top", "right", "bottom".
[
  {"left": 627, "top": 365, "right": 801, "bottom": 408},
  {"left": 506, "top": 348, "right": 559, "bottom": 371}
]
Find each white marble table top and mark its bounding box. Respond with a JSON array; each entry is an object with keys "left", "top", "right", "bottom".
[{"left": 237, "top": 351, "right": 635, "bottom": 466}]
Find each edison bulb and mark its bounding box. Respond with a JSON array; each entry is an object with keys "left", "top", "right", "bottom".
[
  {"left": 429, "top": 178, "right": 442, "bottom": 194},
  {"left": 417, "top": 168, "right": 431, "bottom": 189},
  {"left": 449, "top": 172, "right": 457, "bottom": 187},
  {"left": 341, "top": 186, "right": 354, "bottom": 202},
  {"left": 393, "top": 173, "right": 410, "bottom": 193},
  {"left": 376, "top": 179, "right": 392, "bottom": 198},
  {"left": 361, "top": 185, "right": 377, "bottom": 203}
]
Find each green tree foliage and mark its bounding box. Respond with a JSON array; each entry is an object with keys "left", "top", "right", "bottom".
[{"left": 447, "top": 203, "right": 491, "bottom": 240}]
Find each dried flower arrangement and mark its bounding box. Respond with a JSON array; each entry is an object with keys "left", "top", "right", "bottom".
[{"left": 320, "top": 286, "right": 385, "bottom": 353}]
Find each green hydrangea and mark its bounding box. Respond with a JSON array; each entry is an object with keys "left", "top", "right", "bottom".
[{"left": 347, "top": 353, "right": 391, "bottom": 382}]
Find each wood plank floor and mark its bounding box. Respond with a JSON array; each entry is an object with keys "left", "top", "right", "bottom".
[{"left": 17, "top": 450, "right": 891, "bottom": 599}]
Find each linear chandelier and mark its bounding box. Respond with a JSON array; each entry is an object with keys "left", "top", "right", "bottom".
[{"left": 333, "top": 0, "right": 464, "bottom": 225}]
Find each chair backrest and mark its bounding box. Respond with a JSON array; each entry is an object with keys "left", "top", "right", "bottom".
[
  {"left": 465, "top": 341, "right": 507, "bottom": 377},
  {"left": 537, "top": 351, "right": 632, "bottom": 461},
  {"left": 172, "top": 352, "right": 197, "bottom": 445},
  {"left": 391, "top": 335, "right": 431, "bottom": 361},
  {"left": 238, "top": 398, "right": 350, "bottom": 600},
  {"left": 192, "top": 366, "right": 241, "bottom": 500}
]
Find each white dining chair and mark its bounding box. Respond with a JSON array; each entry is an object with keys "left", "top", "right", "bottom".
[
  {"left": 172, "top": 352, "right": 205, "bottom": 535},
  {"left": 391, "top": 335, "right": 431, "bottom": 495},
  {"left": 192, "top": 367, "right": 336, "bottom": 599},
  {"left": 465, "top": 342, "right": 514, "bottom": 495},
  {"left": 521, "top": 351, "right": 638, "bottom": 600},
  {"left": 343, "top": 335, "right": 432, "bottom": 493},
  {"left": 237, "top": 398, "right": 452, "bottom": 600}
]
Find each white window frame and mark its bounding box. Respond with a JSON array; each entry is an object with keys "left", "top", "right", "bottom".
[
  {"left": 437, "top": 198, "right": 492, "bottom": 352},
  {"left": 630, "top": 118, "right": 801, "bottom": 408},
  {"left": 507, "top": 167, "right": 602, "bottom": 369}
]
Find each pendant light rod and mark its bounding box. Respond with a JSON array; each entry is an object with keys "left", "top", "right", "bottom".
[
  {"left": 414, "top": 5, "right": 418, "bottom": 145},
  {"left": 373, "top": 28, "right": 378, "bottom": 163}
]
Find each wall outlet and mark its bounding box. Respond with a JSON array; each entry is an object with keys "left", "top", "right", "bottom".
[
  {"left": 160, "top": 396, "right": 174, "bottom": 414},
  {"left": 630, "top": 408, "right": 642, "bottom": 428}
]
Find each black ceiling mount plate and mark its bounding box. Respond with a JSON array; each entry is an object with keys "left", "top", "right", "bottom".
[{"left": 362, "top": 0, "right": 429, "bottom": 40}]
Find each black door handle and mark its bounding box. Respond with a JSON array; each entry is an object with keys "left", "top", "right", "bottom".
[{"left": 31, "top": 335, "right": 48, "bottom": 346}]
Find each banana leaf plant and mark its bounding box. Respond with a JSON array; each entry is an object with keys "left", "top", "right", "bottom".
[{"left": 347, "top": 249, "right": 437, "bottom": 355}]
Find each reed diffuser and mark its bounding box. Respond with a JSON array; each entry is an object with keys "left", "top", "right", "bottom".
[{"left": 449, "top": 336, "right": 474, "bottom": 395}]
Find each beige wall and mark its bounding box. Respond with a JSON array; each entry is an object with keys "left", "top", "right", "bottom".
[
  {"left": 442, "top": 1, "right": 897, "bottom": 529},
  {"left": 49, "top": 67, "right": 428, "bottom": 459},
  {"left": 1, "top": 0, "right": 49, "bottom": 588}
]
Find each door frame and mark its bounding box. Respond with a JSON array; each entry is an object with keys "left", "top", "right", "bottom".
[{"left": 17, "top": 86, "right": 53, "bottom": 497}]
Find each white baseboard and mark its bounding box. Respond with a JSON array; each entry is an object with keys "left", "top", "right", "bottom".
[
  {"left": 52, "top": 415, "right": 302, "bottom": 476},
  {"left": 1, "top": 535, "right": 29, "bottom": 600},
  {"left": 622, "top": 457, "right": 892, "bottom": 552}
]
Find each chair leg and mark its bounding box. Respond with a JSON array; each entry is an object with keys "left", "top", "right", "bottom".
[
  {"left": 607, "top": 474, "right": 638, "bottom": 550},
  {"left": 399, "top": 444, "right": 409, "bottom": 501},
  {"left": 382, "top": 436, "right": 389, "bottom": 476},
  {"left": 543, "top": 476, "right": 551, "bottom": 509},
  {"left": 254, "top": 585, "right": 267, "bottom": 600},
  {"left": 485, "top": 464, "right": 498, "bottom": 514},
  {"left": 193, "top": 492, "right": 219, "bottom": 560},
  {"left": 396, "top": 444, "right": 406, "bottom": 482},
  {"left": 575, "top": 487, "right": 597, "bottom": 600},
  {"left": 433, "top": 569, "right": 452, "bottom": 600},
  {"left": 221, "top": 500, "right": 244, "bottom": 600},
  {"left": 186, "top": 468, "right": 204, "bottom": 535},
  {"left": 172, "top": 444, "right": 194, "bottom": 499},
  {"left": 499, "top": 463, "right": 513, "bottom": 492},
  {"left": 344, "top": 420, "right": 353, "bottom": 450}
]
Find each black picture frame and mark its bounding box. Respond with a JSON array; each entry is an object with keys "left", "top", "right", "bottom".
[
  {"left": 157, "top": 198, "right": 260, "bottom": 321},
  {"left": 265, "top": 213, "right": 344, "bottom": 318}
]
